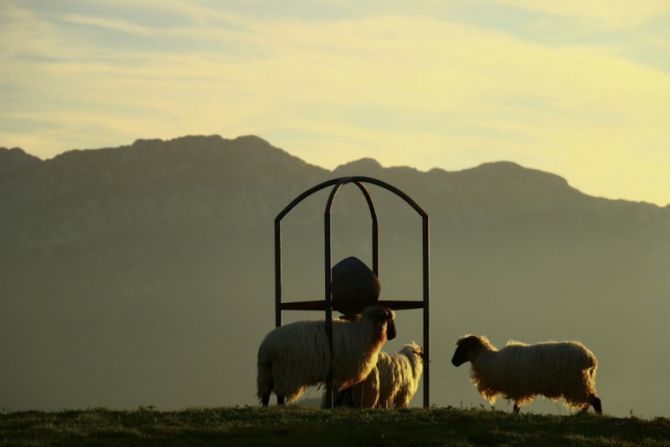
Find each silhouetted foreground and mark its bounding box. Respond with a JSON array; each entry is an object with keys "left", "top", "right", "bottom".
[{"left": 1, "top": 407, "right": 668, "bottom": 446}]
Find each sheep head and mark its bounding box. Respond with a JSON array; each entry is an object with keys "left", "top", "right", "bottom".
[
  {"left": 451, "top": 334, "right": 487, "bottom": 366},
  {"left": 361, "top": 305, "right": 396, "bottom": 340},
  {"left": 400, "top": 342, "right": 425, "bottom": 362}
]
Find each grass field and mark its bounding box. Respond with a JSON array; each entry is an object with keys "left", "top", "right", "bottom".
[{"left": 2, "top": 406, "right": 669, "bottom": 446}]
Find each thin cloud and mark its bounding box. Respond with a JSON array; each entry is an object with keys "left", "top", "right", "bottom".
[
  {"left": 495, "top": 0, "right": 670, "bottom": 29},
  {"left": 61, "top": 14, "right": 157, "bottom": 37}
]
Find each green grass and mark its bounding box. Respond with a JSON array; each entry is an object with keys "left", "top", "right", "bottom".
[{"left": 1, "top": 407, "right": 669, "bottom": 446}]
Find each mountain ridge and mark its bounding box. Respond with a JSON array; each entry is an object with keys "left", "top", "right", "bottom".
[
  {"left": 0, "top": 146, "right": 43, "bottom": 176},
  {"left": 2, "top": 134, "right": 667, "bottom": 252},
  {"left": 3, "top": 134, "right": 664, "bottom": 209}
]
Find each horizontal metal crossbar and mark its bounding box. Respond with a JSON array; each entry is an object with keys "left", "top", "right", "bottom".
[{"left": 280, "top": 300, "right": 425, "bottom": 311}]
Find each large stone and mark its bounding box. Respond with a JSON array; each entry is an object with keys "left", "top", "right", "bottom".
[{"left": 331, "top": 256, "right": 380, "bottom": 316}]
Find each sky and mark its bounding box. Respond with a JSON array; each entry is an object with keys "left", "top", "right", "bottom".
[{"left": 2, "top": 0, "right": 669, "bottom": 205}]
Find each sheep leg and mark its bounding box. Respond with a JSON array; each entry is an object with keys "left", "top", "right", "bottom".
[
  {"left": 277, "top": 395, "right": 285, "bottom": 406},
  {"left": 513, "top": 402, "right": 521, "bottom": 413},
  {"left": 589, "top": 394, "right": 602, "bottom": 415},
  {"left": 261, "top": 395, "right": 270, "bottom": 407}
]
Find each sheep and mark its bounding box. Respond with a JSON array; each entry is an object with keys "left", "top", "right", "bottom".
[
  {"left": 377, "top": 342, "right": 425, "bottom": 408},
  {"left": 338, "top": 342, "right": 425, "bottom": 409},
  {"left": 256, "top": 305, "right": 396, "bottom": 407},
  {"left": 451, "top": 334, "right": 602, "bottom": 414}
]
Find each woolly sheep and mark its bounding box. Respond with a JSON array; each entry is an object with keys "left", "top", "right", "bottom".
[
  {"left": 257, "top": 305, "right": 396, "bottom": 406},
  {"left": 377, "top": 342, "right": 425, "bottom": 408},
  {"left": 341, "top": 342, "right": 425, "bottom": 409},
  {"left": 451, "top": 334, "right": 602, "bottom": 414}
]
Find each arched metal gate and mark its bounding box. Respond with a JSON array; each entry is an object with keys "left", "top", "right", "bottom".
[{"left": 274, "top": 176, "right": 430, "bottom": 408}]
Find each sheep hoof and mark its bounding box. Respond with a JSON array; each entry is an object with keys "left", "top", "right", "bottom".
[
  {"left": 261, "top": 396, "right": 270, "bottom": 407},
  {"left": 513, "top": 403, "right": 521, "bottom": 414},
  {"left": 589, "top": 395, "right": 603, "bottom": 415}
]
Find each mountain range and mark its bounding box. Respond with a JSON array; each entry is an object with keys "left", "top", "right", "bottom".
[{"left": 1, "top": 135, "right": 668, "bottom": 416}]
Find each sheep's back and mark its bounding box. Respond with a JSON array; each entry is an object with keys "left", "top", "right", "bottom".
[
  {"left": 488, "top": 341, "right": 597, "bottom": 401},
  {"left": 258, "top": 321, "right": 330, "bottom": 367},
  {"left": 501, "top": 341, "right": 596, "bottom": 372},
  {"left": 258, "top": 319, "right": 382, "bottom": 390}
]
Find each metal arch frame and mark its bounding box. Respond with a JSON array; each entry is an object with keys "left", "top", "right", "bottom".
[{"left": 274, "top": 176, "right": 430, "bottom": 408}]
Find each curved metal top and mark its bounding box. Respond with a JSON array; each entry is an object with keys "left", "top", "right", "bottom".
[{"left": 275, "top": 176, "right": 428, "bottom": 222}]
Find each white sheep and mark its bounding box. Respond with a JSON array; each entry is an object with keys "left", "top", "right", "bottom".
[
  {"left": 257, "top": 305, "right": 396, "bottom": 406},
  {"left": 377, "top": 342, "right": 425, "bottom": 408},
  {"left": 451, "top": 334, "right": 602, "bottom": 414},
  {"left": 342, "top": 342, "right": 424, "bottom": 409}
]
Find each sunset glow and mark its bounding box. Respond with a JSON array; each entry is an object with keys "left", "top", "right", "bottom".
[{"left": 2, "top": 1, "right": 669, "bottom": 204}]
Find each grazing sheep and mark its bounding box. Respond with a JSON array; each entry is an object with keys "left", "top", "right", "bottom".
[
  {"left": 451, "top": 334, "right": 602, "bottom": 414},
  {"left": 257, "top": 305, "right": 396, "bottom": 406},
  {"left": 341, "top": 342, "right": 425, "bottom": 409}
]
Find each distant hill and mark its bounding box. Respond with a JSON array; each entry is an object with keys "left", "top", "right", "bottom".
[
  {"left": 1, "top": 135, "right": 668, "bottom": 417},
  {"left": 0, "top": 147, "right": 41, "bottom": 177}
]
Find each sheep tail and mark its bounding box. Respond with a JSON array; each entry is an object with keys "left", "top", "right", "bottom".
[{"left": 583, "top": 349, "right": 598, "bottom": 394}]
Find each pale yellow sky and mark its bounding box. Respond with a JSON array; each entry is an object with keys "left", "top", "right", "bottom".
[{"left": 1, "top": 1, "right": 669, "bottom": 205}]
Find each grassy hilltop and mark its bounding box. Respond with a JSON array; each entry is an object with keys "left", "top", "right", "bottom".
[{"left": 2, "top": 407, "right": 669, "bottom": 447}]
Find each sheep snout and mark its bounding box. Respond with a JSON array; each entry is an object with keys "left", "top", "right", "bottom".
[{"left": 451, "top": 346, "right": 469, "bottom": 366}]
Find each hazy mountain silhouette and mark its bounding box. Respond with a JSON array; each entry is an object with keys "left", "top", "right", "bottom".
[
  {"left": 1, "top": 135, "right": 668, "bottom": 416},
  {"left": 0, "top": 147, "right": 41, "bottom": 177}
]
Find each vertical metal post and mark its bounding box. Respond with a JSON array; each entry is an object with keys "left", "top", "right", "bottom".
[
  {"left": 353, "top": 182, "right": 379, "bottom": 277},
  {"left": 324, "top": 182, "right": 343, "bottom": 408},
  {"left": 372, "top": 216, "right": 379, "bottom": 277},
  {"left": 422, "top": 216, "right": 430, "bottom": 408},
  {"left": 274, "top": 219, "right": 282, "bottom": 328},
  {"left": 324, "top": 211, "right": 334, "bottom": 409}
]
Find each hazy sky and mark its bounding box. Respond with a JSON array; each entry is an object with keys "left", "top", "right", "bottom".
[{"left": 2, "top": 1, "right": 669, "bottom": 205}]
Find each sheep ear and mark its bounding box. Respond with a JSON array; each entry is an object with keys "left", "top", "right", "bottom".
[
  {"left": 457, "top": 335, "right": 480, "bottom": 348},
  {"left": 386, "top": 319, "right": 397, "bottom": 340}
]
